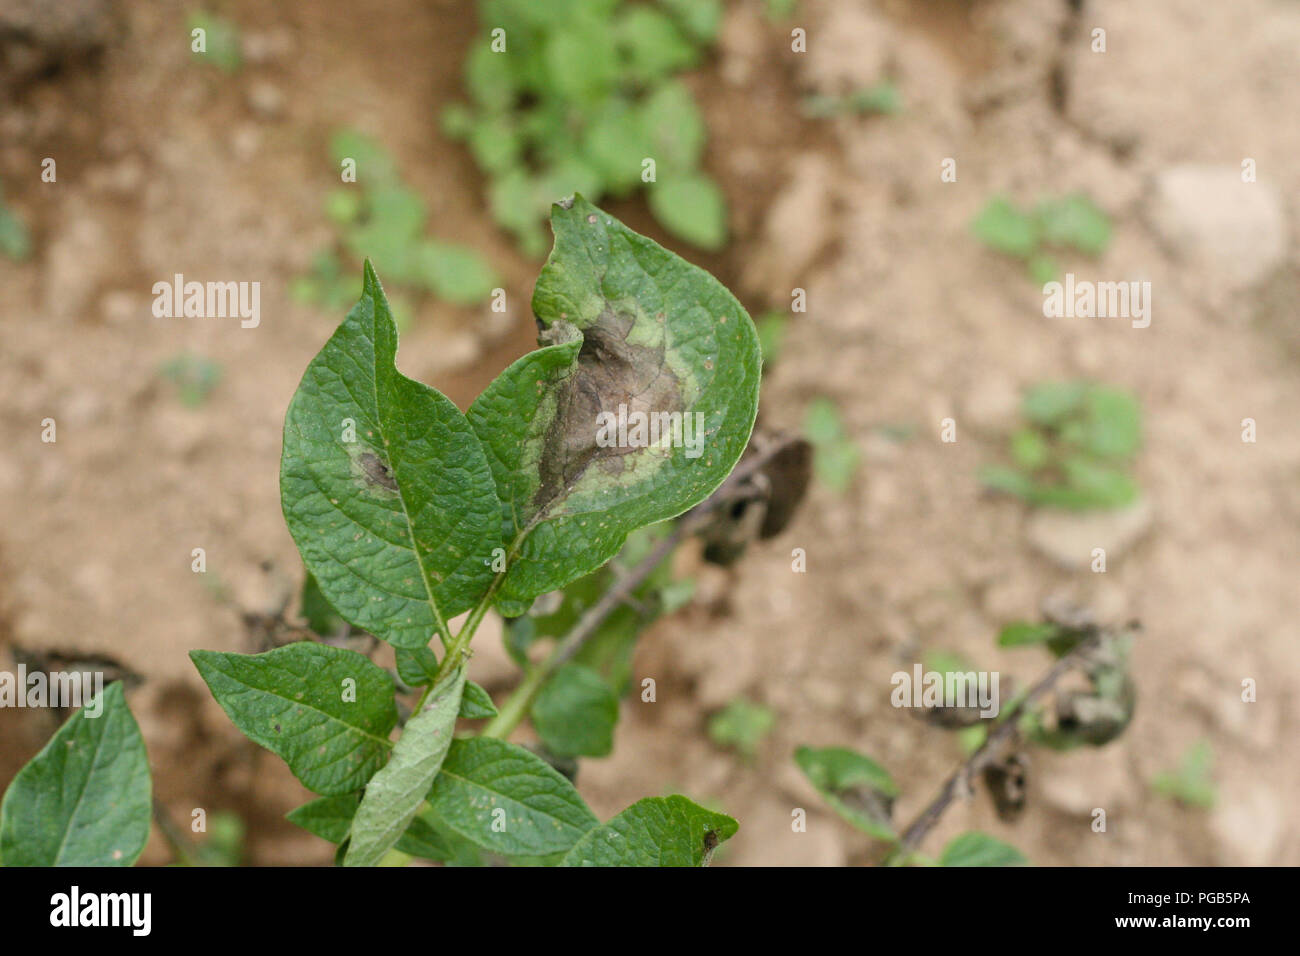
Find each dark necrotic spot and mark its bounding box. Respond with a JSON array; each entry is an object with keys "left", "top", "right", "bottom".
[
  {"left": 358, "top": 451, "right": 398, "bottom": 491},
  {"left": 534, "top": 307, "right": 684, "bottom": 509}
]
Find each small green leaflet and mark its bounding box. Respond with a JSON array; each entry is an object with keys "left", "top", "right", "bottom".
[
  {"left": 459, "top": 681, "right": 499, "bottom": 719},
  {"left": 0, "top": 682, "right": 151, "bottom": 866},
  {"left": 190, "top": 643, "right": 398, "bottom": 795},
  {"left": 345, "top": 668, "right": 466, "bottom": 867},
  {"left": 795, "top": 745, "right": 899, "bottom": 840},
  {"left": 280, "top": 261, "right": 501, "bottom": 648},
  {"left": 467, "top": 195, "right": 761, "bottom": 604},
  {"left": 939, "top": 831, "right": 1027, "bottom": 867},
  {"left": 531, "top": 663, "right": 619, "bottom": 758},
  {"left": 427, "top": 737, "right": 598, "bottom": 856},
  {"left": 393, "top": 646, "right": 495, "bottom": 717},
  {"left": 286, "top": 793, "right": 361, "bottom": 844},
  {"left": 561, "top": 795, "right": 738, "bottom": 866}
]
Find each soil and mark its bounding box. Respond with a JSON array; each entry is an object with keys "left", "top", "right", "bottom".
[{"left": 1, "top": 0, "right": 1296, "bottom": 866}]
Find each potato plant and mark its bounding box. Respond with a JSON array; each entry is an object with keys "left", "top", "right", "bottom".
[{"left": 0, "top": 196, "right": 761, "bottom": 867}]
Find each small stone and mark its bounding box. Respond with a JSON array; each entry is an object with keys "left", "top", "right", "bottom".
[
  {"left": 1027, "top": 498, "right": 1153, "bottom": 570},
  {"left": 1146, "top": 165, "right": 1286, "bottom": 289},
  {"left": 962, "top": 377, "right": 1021, "bottom": 435},
  {"left": 1210, "top": 789, "right": 1283, "bottom": 866},
  {"left": 246, "top": 82, "right": 285, "bottom": 120}
]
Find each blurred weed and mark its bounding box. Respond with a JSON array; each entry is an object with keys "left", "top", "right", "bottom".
[
  {"left": 708, "top": 697, "right": 776, "bottom": 760},
  {"left": 159, "top": 353, "right": 222, "bottom": 407},
  {"left": 188, "top": 11, "right": 242, "bottom": 73},
  {"left": 0, "top": 185, "right": 30, "bottom": 261},
  {"left": 1151, "top": 740, "right": 1217, "bottom": 809},
  {"left": 444, "top": 0, "right": 727, "bottom": 255},
  {"left": 755, "top": 310, "right": 788, "bottom": 366},
  {"left": 981, "top": 382, "right": 1141, "bottom": 510},
  {"left": 292, "top": 131, "right": 499, "bottom": 324},
  {"left": 804, "top": 397, "right": 861, "bottom": 493},
  {"left": 802, "top": 83, "right": 903, "bottom": 118},
  {"left": 971, "top": 193, "right": 1110, "bottom": 283}
]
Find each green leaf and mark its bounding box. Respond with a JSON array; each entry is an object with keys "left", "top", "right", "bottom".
[
  {"left": 1022, "top": 381, "right": 1088, "bottom": 426},
  {"left": 301, "top": 570, "right": 345, "bottom": 637},
  {"left": 459, "top": 680, "right": 499, "bottom": 720},
  {"left": 286, "top": 793, "right": 361, "bottom": 844},
  {"left": 561, "top": 795, "right": 738, "bottom": 866},
  {"left": 531, "top": 663, "right": 619, "bottom": 757},
  {"left": 979, "top": 464, "right": 1035, "bottom": 500},
  {"left": 940, "top": 831, "right": 1027, "bottom": 866},
  {"left": 345, "top": 668, "right": 466, "bottom": 866},
  {"left": 1009, "top": 428, "right": 1049, "bottom": 470},
  {"left": 972, "top": 197, "right": 1039, "bottom": 259},
  {"left": 0, "top": 682, "right": 151, "bottom": 866},
  {"left": 394, "top": 644, "right": 440, "bottom": 688},
  {"left": 794, "top": 745, "right": 898, "bottom": 840},
  {"left": 280, "top": 263, "right": 502, "bottom": 648},
  {"left": 756, "top": 311, "right": 788, "bottom": 366},
  {"left": 582, "top": 101, "right": 651, "bottom": 194},
  {"left": 428, "top": 737, "right": 598, "bottom": 856},
  {"left": 0, "top": 200, "right": 31, "bottom": 261},
  {"left": 641, "top": 81, "right": 706, "bottom": 172},
  {"left": 804, "top": 398, "right": 861, "bottom": 493},
  {"left": 544, "top": 25, "right": 619, "bottom": 106},
  {"left": 997, "top": 621, "right": 1062, "bottom": 647},
  {"left": 190, "top": 643, "right": 398, "bottom": 795},
  {"left": 615, "top": 6, "right": 698, "bottom": 84},
  {"left": 1081, "top": 386, "right": 1141, "bottom": 458},
  {"left": 708, "top": 697, "right": 775, "bottom": 759},
  {"left": 466, "top": 196, "right": 760, "bottom": 604},
  {"left": 330, "top": 130, "right": 397, "bottom": 186},
  {"left": 1059, "top": 456, "right": 1139, "bottom": 509},
  {"left": 1037, "top": 194, "right": 1111, "bottom": 256},
  {"left": 648, "top": 173, "right": 728, "bottom": 250},
  {"left": 658, "top": 0, "right": 723, "bottom": 42},
  {"left": 1152, "top": 740, "right": 1216, "bottom": 809},
  {"left": 287, "top": 795, "right": 465, "bottom": 863},
  {"left": 415, "top": 241, "right": 500, "bottom": 305}
]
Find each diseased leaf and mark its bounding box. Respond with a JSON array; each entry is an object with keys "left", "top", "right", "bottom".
[
  {"left": 561, "top": 795, "right": 738, "bottom": 866},
  {"left": 428, "top": 737, "right": 598, "bottom": 856},
  {"left": 0, "top": 682, "right": 151, "bottom": 866},
  {"left": 795, "top": 745, "right": 898, "bottom": 840},
  {"left": 345, "top": 668, "right": 466, "bottom": 866},
  {"left": 467, "top": 196, "right": 760, "bottom": 604},
  {"left": 940, "top": 831, "right": 1027, "bottom": 867},
  {"left": 531, "top": 663, "right": 619, "bottom": 757},
  {"left": 280, "top": 262, "right": 502, "bottom": 649},
  {"left": 190, "top": 643, "right": 398, "bottom": 795}
]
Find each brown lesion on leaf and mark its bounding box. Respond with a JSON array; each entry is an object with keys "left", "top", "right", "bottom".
[
  {"left": 356, "top": 450, "right": 399, "bottom": 493},
  {"left": 532, "top": 307, "right": 685, "bottom": 516}
]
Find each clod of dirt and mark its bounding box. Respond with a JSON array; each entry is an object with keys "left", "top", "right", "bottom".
[
  {"left": 1026, "top": 498, "right": 1153, "bottom": 569},
  {"left": 0, "top": 0, "right": 115, "bottom": 86},
  {"left": 1145, "top": 165, "right": 1287, "bottom": 289}
]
